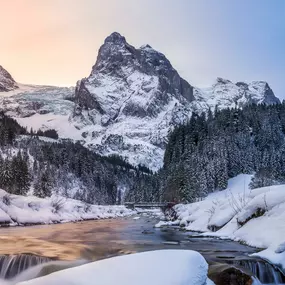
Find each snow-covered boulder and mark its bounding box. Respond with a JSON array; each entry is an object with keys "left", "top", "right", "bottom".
[{"left": 17, "top": 250, "right": 212, "bottom": 285}]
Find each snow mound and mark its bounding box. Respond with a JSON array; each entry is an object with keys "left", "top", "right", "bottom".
[{"left": 16, "top": 250, "right": 211, "bottom": 285}]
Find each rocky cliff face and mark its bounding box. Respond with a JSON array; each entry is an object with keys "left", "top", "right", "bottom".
[
  {"left": 0, "top": 65, "right": 18, "bottom": 92},
  {"left": 73, "top": 32, "right": 194, "bottom": 126},
  {"left": 0, "top": 33, "right": 280, "bottom": 170},
  {"left": 70, "top": 32, "right": 198, "bottom": 169}
]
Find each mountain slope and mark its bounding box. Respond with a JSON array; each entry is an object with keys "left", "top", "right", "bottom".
[
  {"left": 70, "top": 32, "right": 197, "bottom": 170},
  {"left": 0, "top": 33, "right": 280, "bottom": 170},
  {"left": 0, "top": 83, "right": 79, "bottom": 139},
  {"left": 70, "top": 32, "right": 280, "bottom": 170},
  {"left": 0, "top": 65, "right": 18, "bottom": 92}
]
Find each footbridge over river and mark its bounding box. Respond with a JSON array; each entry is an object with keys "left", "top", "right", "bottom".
[{"left": 124, "top": 202, "right": 175, "bottom": 210}]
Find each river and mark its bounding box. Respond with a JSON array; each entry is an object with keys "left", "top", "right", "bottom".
[{"left": 0, "top": 212, "right": 284, "bottom": 284}]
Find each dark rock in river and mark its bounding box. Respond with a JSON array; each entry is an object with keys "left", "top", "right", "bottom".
[{"left": 208, "top": 263, "right": 253, "bottom": 285}]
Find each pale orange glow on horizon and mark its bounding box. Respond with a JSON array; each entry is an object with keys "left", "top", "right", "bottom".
[
  {"left": 0, "top": 1, "right": 107, "bottom": 86},
  {"left": 2, "top": 0, "right": 183, "bottom": 87},
  {"left": 0, "top": 0, "right": 283, "bottom": 99}
]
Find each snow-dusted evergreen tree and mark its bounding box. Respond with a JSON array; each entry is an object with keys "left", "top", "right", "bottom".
[
  {"left": 11, "top": 151, "right": 31, "bottom": 195},
  {"left": 161, "top": 101, "right": 285, "bottom": 201},
  {"left": 0, "top": 158, "right": 13, "bottom": 190},
  {"left": 34, "top": 167, "right": 53, "bottom": 198}
]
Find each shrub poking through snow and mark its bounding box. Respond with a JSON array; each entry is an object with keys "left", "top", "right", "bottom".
[
  {"left": 28, "top": 201, "right": 40, "bottom": 211},
  {"left": 227, "top": 186, "right": 250, "bottom": 215},
  {"left": 51, "top": 197, "right": 65, "bottom": 214},
  {"left": 2, "top": 194, "right": 11, "bottom": 206},
  {"left": 275, "top": 242, "right": 285, "bottom": 254},
  {"left": 84, "top": 203, "right": 91, "bottom": 212}
]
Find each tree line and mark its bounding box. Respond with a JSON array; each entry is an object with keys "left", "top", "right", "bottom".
[
  {"left": 0, "top": 112, "right": 153, "bottom": 204},
  {"left": 2, "top": 101, "right": 285, "bottom": 206}
]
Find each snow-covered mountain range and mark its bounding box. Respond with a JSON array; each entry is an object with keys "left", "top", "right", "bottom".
[{"left": 0, "top": 32, "right": 280, "bottom": 170}]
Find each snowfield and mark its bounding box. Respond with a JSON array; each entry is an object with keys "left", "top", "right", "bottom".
[
  {"left": 0, "top": 189, "right": 134, "bottom": 226},
  {"left": 16, "top": 250, "right": 213, "bottom": 285},
  {"left": 156, "top": 174, "right": 285, "bottom": 271}
]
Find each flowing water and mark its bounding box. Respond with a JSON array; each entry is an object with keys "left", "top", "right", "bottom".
[
  {"left": 230, "top": 258, "right": 285, "bottom": 284},
  {"left": 0, "top": 255, "right": 50, "bottom": 279},
  {"left": 0, "top": 213, "right": 283, "bottom": 284}
]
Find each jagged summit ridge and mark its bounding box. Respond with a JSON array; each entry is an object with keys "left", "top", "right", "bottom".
[
  {"left": 105, "top": 32, "right": 126, "bottom": 42},
  {"left": 0, "top": 65, "right": 18, "bottom": 92},
  {"left": 193, "top": 78, "right": 280, "bottom": 109},
  {"left": 0, "top": 32, "right": 281, "bottom": 170},
  {"left": 75, "top": 32, "right": 194, "bottom": 116}
]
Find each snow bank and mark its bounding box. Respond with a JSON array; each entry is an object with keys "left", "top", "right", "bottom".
[
  {"left": 17, "top": 250, "right": 212, "bottom": 285},
  {"left": 156, "top": 174, "right": 285, "bottom": 271},
  {"left": 0, "top": 189, "right": 134, "bottom": 226},
  {"left": 167, "top": 175, "right": 252, "bottom": 232}
]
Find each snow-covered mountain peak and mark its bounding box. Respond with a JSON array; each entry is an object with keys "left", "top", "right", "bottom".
[
  {"left": 68, "top": 33, "right": 280, "bottom": 169},
  {"left": 0, "top": 65, "right": 18, "bottom": 92},
  {"left": 104, "top": 32, "right": 127, "bottom": 44},
  {"left": 140, "top": 44, "right": 153, "bottom": 50},
  {"left": 0, "top": 33, "right": 281, "bottom": 170},
  {"left": 247, "top": 80, "right": 279, "bottom": 105},
  {"left": 92, "top": 32, "right": 138, "bottom": 76},
  {"left": 74, "top": 32, "right": 194, "bottom": 121},
  {"left": 215, "top": 77, "right": 233, "bottom": 85},
  {"left": 70, "top": 33, "right": 196, "bottom": 169},
  {"left": 91, "top": 32, "right": 185, "bottom": 89},
  {"left": 194, "top": 78, "right": 280, "bottom": 110}
]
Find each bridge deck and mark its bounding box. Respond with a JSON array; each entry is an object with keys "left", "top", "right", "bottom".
[{"left": 125, "top": 202, "right": 172, "bottom": 209}]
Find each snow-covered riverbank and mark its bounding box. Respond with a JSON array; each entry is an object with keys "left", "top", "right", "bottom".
[
  {"left": 156, "top": 174, "right": 285, "bottom": 271},
  {"left": 0, "top": 189, "right": 134, "bottom": 226}
]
